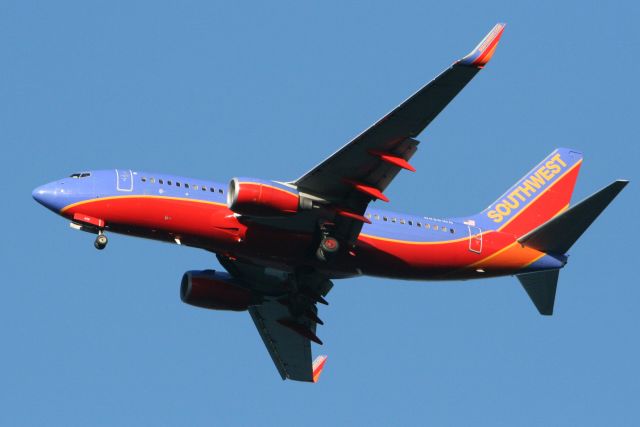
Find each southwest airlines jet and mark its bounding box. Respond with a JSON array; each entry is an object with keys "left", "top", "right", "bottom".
[{"left": 33, "top": 24, "right": 628, "bottom": 382}]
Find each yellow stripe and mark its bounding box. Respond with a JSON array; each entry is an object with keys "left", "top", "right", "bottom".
[
  {"left": 468, "top": 240, "right": 518, "bottom": 268},
  {"left": 359, "top": 232, "right": 473, "bottom": 245},
  {"left": 61, "top": 194, "right": 227, "bottom": 213},
  {"left": 497, "top": 159, "right": 582, "bottom": 231}
]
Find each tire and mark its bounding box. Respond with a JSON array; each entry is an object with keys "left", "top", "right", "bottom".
[
  {"left": 95, "top": 234, "right": 108, "bottom": 250},
  {"left": 320, "top": 236, "right": 339, "bottom": 253}
]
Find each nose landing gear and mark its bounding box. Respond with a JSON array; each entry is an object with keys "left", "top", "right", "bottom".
[{"left": 94, "top": 231, "right": 108, "bottom": 250}]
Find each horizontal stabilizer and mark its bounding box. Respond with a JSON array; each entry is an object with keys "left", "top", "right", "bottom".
[
  {"left": 518, "top": 180, "right": 628, "bottom": 254},
  {"left": 517, "top": 269, "right": 560, "bottom": 315}
]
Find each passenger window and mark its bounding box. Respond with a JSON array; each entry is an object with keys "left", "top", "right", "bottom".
[
  {"left": 219, "top": 189, "right": 223, "bottom": 194},
  {"left": 434, "top": 225, "right": 439, "bottom": 231},
  {"left": 193, "top": 185, "right": 199, "bottom": 190},
  {"left": 159, "top": 179, "right": 164, "bottom": 185},
  {"left": 425, "top": 224, "right": 430, "bottom": 229},
  {"left": 201, "top": 186, "right": 207, "bottom": 191},
  {"left": 383, "top": 217, "right": 388, "bottom": 221},
  {"left": 417, "top": 222, "right": 421, "bottom": 227},
  {"left": 176, "top": 182, "right": 181, "bottom": 187},
  {"left": 141, "top": 177, "right": 147, "bottom": 182},
  {"left": 391, "top": 218, "right": 396, "bottom": 223},
  {"left": 150, "top": 178, "right": 155, "bottom": 183},
  {"left": 185, "top": 183, "right": 189, "bottom": 189},
  {"left": 167, "top": 180, "right": 172, "bottom": 185},
  {"left": 366, "top": 213, "right": 372, "bottom": 219},
  {"left": 70, "top": 173, "right": 81, "bottom": 178},
  {"left": 374, "top": 214, "right": 380, "bottom": 220},
  {"left": 400, "top": 219, "right": 406, "bottom": 225},
  {"left": 442, "top": 227, "right": 447, "bottom": 232},
  {"left": 408, "top": 220, "right": 413, "bottom": 226},
  {"left": 210, "top": 188, "right": 215, "bottom": 192},
  {"left": 450, "top": 228, "right": 455, "bottom": 234},
  {"left": 80, "top": 173, "right": 90, "bottom": 178}
]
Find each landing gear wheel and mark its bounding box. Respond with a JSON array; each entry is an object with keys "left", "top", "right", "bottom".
[
  {"left": 94, "top": 233, "right": 108, "bottom": 250},
  {"left": 316, "top": 236, "right": 339, "bottom": 261},
  {"left": 320, "top": 236, "right": 339, "bottom": 253}
]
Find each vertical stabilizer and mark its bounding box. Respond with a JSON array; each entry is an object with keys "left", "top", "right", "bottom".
[{"left": 468, "top": 148, "right": 583, "bottom": 236}]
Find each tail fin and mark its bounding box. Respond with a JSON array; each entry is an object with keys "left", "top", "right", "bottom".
[
  {"left": 475, "top": 148, "right": 583, "bottom": 236},
  {"left": 519, "top": 180, "right": 628, "bottom": 254}
]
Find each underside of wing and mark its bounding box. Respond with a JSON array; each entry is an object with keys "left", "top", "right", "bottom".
[
  {"left": 294, "top": 23, "right": 506, "bottom": 206},
  {"left": 268, "top": 24, "right": 507, "bottom": 247},
  {"left": 249, "top": 302, "right": 317, "bottom": 381},
  {"left": 218, "top": 255, "right": 332, "bottom": 382},
  {"left": 237, "top": 24, "right": 506, "bottom": 254}
]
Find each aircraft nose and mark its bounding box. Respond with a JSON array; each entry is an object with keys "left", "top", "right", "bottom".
[{"left": 32, "top": 182, "right": 57, "bottom": 209}]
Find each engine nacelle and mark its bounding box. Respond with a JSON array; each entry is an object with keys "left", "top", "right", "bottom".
[
  {"left": 180, "top": 270, "right": 260, "bottom": 311},
  {"left": 228, "top": 177, "right": 308, "bottom": 216}
]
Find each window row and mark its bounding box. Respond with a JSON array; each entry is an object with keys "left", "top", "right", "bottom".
[
  {"left": 140, "top": 177, "right": 224, "bottom": 194},
  {"left": 365, "top": 213, "right": 455, "bottom": 234}
]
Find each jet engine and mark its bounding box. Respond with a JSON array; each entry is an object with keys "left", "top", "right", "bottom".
[
  {"left": 227, "top": 177, "right": 311, "bottom": 216},
  {"left": 180, "top": 270, "right": 260, "bottom": 311}
]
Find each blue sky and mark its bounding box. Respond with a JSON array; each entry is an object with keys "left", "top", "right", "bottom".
[{"left": 2, "top": 1, "right": 639, "bottom": 425}]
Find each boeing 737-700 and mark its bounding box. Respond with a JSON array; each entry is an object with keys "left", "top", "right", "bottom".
[{"left": 33, "top": 23, "right": 628, "bottom": 382}]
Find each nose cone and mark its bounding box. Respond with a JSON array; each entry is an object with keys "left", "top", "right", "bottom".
[
  {"left": 32, "top": 180, "right": 73, "bottom": 212},
  {"left": 32, "top": 183, "right": 56, "bottom": 208}
]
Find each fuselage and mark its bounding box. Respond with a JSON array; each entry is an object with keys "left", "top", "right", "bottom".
[{"left": 32, "top": 169, "right": 565, "bottom": 280}]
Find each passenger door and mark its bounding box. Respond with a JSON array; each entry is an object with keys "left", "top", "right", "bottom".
[
  {"left": 115, "top": 169, "right": 133, "bottom": 192},
  {"left": 468, "top": 225, "right": 482, "bottom": 254}
]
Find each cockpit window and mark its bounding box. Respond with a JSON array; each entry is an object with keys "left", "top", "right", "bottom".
[{"left": 70, "top": 172, "right": 91, "bottom": 178}]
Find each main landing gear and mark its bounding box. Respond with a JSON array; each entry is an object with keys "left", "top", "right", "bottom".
[
  {"left": 315, "top": 222, "right": 340, "bottom": 261},
  {"left": 94, "top": 231, "right": 108, "bottom": 250}
]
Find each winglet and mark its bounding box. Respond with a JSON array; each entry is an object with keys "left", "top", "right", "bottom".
[
  {"left": 312, "top": 355, "right": 328, "bottom": 383},
  {"left": 458, "top": 23, "right": 506, "bottom": 68}
]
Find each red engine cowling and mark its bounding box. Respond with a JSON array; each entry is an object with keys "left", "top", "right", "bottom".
[
  {"left": 180, "top": 270, "right": 260, "bottom": 311},
  {"left": 227, "top": 177, "right": 303, "bottom": 216}
]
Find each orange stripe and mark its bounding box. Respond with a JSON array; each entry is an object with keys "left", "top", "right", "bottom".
[{"left": 359, "top": 231, "right": 472, "bottom": 246}]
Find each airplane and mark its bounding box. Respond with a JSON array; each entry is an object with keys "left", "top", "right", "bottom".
[{"left": 32, "top": 23, "right": 628, "bottom": 383}]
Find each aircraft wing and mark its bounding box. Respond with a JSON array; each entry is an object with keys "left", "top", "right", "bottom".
[
  {"left": 218, "top": 255, "right": 331, "bottom": 382},
  {"left": 249, "top": 302, "right": 325, "bottom": 382},
  {"left": 292, "top": 23, "right": 505, "bottom": 241}
]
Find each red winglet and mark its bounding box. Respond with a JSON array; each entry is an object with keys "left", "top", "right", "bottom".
[
  {"left": 458, "top": 23, "right": 506, "bottom": 68},
  {"left": 312, "top": 355, "right": 328, "bottom": 383},
  {"left": 336, "top": 209, "right": 371, "bottom": 224},
  {"left": 369, "top": 151, "right": 416, "bottom": 172},
  {"left": 344, "top": 180, "right": 389, "bottom": 202}
]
